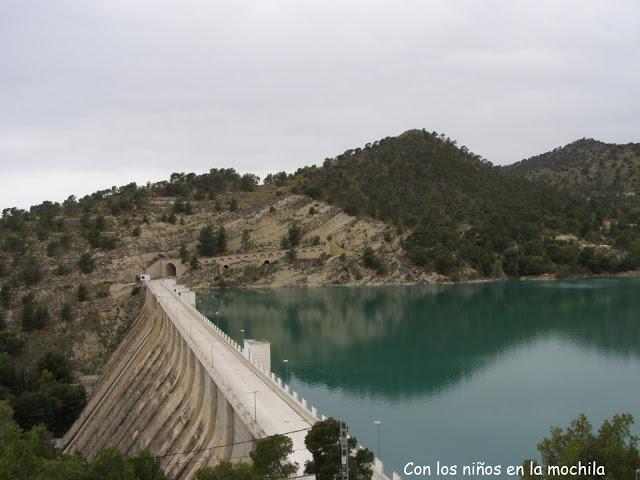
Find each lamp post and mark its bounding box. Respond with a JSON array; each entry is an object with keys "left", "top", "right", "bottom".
[
  {"left": 215, "top": 311, "right": 219, "bottom": 328},
  {"left": 240, "top": 329, "right": 245, "bottom": 344},
  {"left": 210, "top": 344, "right": 214, "bottom": 367},
  {"left": 373, "top": 420, "right": 382, "bottom": 459},
  {"left": 283, "top": 359, "right": 288, "bottom": 382}
]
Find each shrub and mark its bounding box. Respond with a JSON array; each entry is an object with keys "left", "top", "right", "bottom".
[
  {"left": 46, "top": 240, "right": 60, "bottom": 257},
  {"left": 0, "top": 284, "right": 12, "bottom": 308},
  {"left": 21, "top": 257, "right": 42, "bottom": 285},
  {"left": 179, "top": 243, "right": 189, "bottom": 264},
  {"left": 0, "top": 330, "right": 24, "bottom": 355},
  {"left": 60, "top": 303, "right": 72, "bottom": 322},
  {"left": 37, "top": 350, "right": 74, "bottom": 383},
  {"left": 77, "top": 284, "right": 89, "bottom": 302},
  {"left": 54, "top": 264, "right": 71, "bottom": 276},
  {"left": 21, "top": 304, "right": 48, "bottom": 331},
  {"left": 78, "top": 252, "right": 95, "bottom": 274},
  {"left": 287, "top": 222, "right": 301, "bottom": 247},
  {"left": 362, "top": 247, "right": 386, "bottom": 275}
]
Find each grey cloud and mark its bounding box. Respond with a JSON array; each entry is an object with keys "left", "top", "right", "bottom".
[{"left": 1, "top": 0, "right": 639, "bottom": 209}]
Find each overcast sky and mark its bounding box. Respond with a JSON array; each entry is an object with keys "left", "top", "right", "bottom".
[{"left": 1, "top": 0, "right": 639, "bottom": 210}]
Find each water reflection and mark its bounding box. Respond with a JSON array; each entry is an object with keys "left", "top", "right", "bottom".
[{"left": 197, "top": 279, "right": 640, "bottom": 400}]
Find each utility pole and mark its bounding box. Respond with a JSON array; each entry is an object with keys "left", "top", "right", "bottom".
[{"left": 340, "top": 420, "right": 349, "bottom": 480}]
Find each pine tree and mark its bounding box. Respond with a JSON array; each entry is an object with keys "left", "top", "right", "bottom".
[
  {"left": 216, "top": 225, "right": 227, "bottom": 254},
  {"left": 197, "top": 226, "right": 217, "bottom": 257}
]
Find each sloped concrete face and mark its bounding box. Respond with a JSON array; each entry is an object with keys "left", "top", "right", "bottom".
[{"left": 60, "top": 291, "right": 256, "bottom": 480}]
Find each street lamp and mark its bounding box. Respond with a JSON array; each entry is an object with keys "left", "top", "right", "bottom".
[
  {"left": 373, "top": 420, "right": 382, "bottom": 458},
  {"left": 240, "top": 329, "right": 245, "bottom": 344},
  {"left": 210, "top": 344, "right": 214, "bottom": 367},
  {"left": 283, "top": 359, "right": 288, "bottom": 382}
]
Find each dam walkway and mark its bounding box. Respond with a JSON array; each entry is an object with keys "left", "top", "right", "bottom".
[{"left": 148, "top": 278, "right": 315, "bottom": 469}]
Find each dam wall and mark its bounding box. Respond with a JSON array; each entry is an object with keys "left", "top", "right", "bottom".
[{"left": 60, "top": 290, "right": 260, "bottom": 479}]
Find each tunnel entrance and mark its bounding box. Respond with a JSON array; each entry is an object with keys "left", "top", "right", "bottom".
[
  {"left": 165, "top": 262, "right": 177, "bottom": 277},
  {"left": 263, "top": 260, "right": 270, "bottom": 265}
]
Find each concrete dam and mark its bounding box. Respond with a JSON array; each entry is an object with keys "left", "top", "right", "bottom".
[{"left": 60, "top": 279, "right": 399, "bottom": 479}]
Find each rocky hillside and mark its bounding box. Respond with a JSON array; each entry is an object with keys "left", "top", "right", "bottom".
[
  {"left": 506, "top": 138, "right": 640, "bottom": 196},
  {"left": 0, "top": 171, "right": 425, "bottom": 377}
]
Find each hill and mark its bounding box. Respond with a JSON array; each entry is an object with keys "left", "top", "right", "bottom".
[
  {"left": 506, "top": 138, "right": 640, "bottom": 196},
  {"left": 293, "top": 129, "right": 639, "bottom": 278}
]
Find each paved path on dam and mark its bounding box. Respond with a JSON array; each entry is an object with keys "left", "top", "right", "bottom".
[
  {"left": 148, "top": 279, "right": 314, "bottom": 470},
  {"left": 149, "top": 279, "right": 398, "bottom": 479}
]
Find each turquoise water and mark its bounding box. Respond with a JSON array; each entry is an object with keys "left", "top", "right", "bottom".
[{"left": 197, "top": 279, "right": 640, "bottom": 476}]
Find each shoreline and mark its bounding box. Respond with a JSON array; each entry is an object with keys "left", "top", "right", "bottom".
[{"left": 192, "top": 269, "right": 640, "bottom": 293}]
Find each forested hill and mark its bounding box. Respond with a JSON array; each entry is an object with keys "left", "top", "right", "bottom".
[
  {"left": 506, "top": 138, "right": 640, "bottom": 196},
  {"left": 293, "top": 129, "right": 640, "bottom": 278},
  {"left": 294, "top": 129, "right": 568, "bottom": 227}
]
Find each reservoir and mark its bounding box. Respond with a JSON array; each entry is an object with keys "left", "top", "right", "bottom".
[{"left": 197, "top": 278, "right": 640, "bottom": 476}]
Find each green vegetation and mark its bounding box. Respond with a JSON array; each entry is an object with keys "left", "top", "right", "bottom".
[
  {"left": 250, "top": 434, "right": 297, "bottom": 479},
  {"left": 294, "top": 129, "right": 640, "bottom": 278},
  {"left": 179, "top": 243, "right": 189, "bottom": 264},
  {"left": 305, "top": 418, "right": 374, "bottom": 480},
  {"left": 362, "top": 247, "right": 386, "bottom": 275},
  {"left": 0, "top": 403, "right": 167, "bottom": 480},
  {"left": 507, "top": 138, "right": 640, "bottom": 196},
  {"left": 240, "top": 174, "right": 260, "bottom": 192},
  {"left": 195, "top": 462, "right": 258, "bottom": 480},
  {"left": 21, "top": 297, "right": 49, "bottom": 332},
  {"left": 78, "top": 252, "right": 95, "bottom": 274},
  {"left": 281, "top": 222, "right": 302, "bottom": 249},
  {"left": 198, "top": 226, "right": 217, "bottom": 256},
  {"left": 173, "top": 198, "right": 193, "bottom": 215},
  {"left": 522, "top": 413, "right": 640, "bottom": 480},
  {"left": 195, "top": 434, "right": 296, "bottom": 480},
  {"left": 0, "top": 407, "right": 316, "bottom": 480},
  {"left": 0, "top": 348, "right": 85, "bottom": 437},
  {"left": 241, "top": 230, "right": 252, "bottom": 252},
  {"left": 77, "top": 284, "right": 89, "bottom": 302},
  {"left": 197, "top": 225, "right": 227, "bottom": 257}
]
